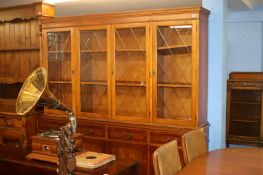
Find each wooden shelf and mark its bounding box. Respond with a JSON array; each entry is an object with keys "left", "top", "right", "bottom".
[
  {"left": 115, "top": 49, "right": 146, "bottom": 52},
  {"left": 81, "top": 81, "right": 107, "bottom": 85},
  {"left": 48, "top": 81, "right": 71, "bottom": 84},
  {"left": 231, "top": 119, "right": 260, "bottom": 123},
  {"left": 231, "top": 101, "right": 261, "bottom": 105},
  {"left": 115, "top": 81, "right": 146, "bottom": 87},
  {"left": 157, "top": 45, "right": 191, "bottom": 55},
  {"left": 157, "top": 82, "right": 191, "bottom": 88},
  {"left": 48, "top": 51, "right": 71, "bottom": 54},
  {"left": 80, "top": 50, "right": 107, "bottom": 53},
  {"left": 0, "top": 78, "right": 24, "bottom": 84},
  {"left": 0, "top": 48, "right": 39, "bottom": 52}
]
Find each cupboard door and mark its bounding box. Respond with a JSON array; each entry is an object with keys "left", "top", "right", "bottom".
[
  {"left": 108, "top": 141, "right": 148, "bottom": 175},
  {"left": 77, "top": 26, "right": 110, "bottom": 118},
  {"left": 42, "top": 28, "right": 75, "bottom": 113},
  {"left": 153, "top": 21, "right": 196, "bottom": 126},
  {"left": 112, "top": 23, "right": 150, "bottom": 122}
]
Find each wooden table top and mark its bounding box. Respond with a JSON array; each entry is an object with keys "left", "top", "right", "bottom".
[
  {"left": 178, "top": 148, "right": 263, "bottom": 175},
  {"left": 0, "top": 144, "right": 139, "bottom": 175}
]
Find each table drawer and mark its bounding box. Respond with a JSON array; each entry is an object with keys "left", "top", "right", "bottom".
[
  {"left": 78, "top": 124, "right": 106, "bottom": 138},
  {"left": 108, "top": 127, "right": 147, "bottom": 143},
  {"left": 150, "top": 131, "right": 181, "bottom": 145}
]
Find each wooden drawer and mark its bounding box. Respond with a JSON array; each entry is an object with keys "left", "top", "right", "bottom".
[
  {"left": 108, "top": 127, "right": 147, "bottom": 143},
  {"left": 150, "top": 131, "right": 182, "bottom": 145},
  {"left": 4, "top": 118, "right": 23, "bottom": 129},
  {"left": 78, "top": 124, "right": 106, "bottom": 138},
  {"left": 31, "top": 136, "right": 58, "bottom": 156},
  {"left": 1, "top": 128, "right": 24, "bottom": 142}
]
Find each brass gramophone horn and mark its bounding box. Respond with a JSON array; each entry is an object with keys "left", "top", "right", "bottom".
[{"left": 16, "top": 67, "right": 71, "bottom": 116}]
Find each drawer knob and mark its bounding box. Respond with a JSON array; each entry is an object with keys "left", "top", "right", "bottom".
[
  {"left": 42, "top": 145, "right": 50, "bottom": 151},
  {"left": 7, "top": 122, "right": 12, "bottom": 127}
]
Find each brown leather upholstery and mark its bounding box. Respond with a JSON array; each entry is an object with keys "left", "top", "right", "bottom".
[
  {"left": 182, "top": 128, "right": 208, "bottom": 164},
  {"left": 153, "top": 140, "right": 181, "bottom": 175}
]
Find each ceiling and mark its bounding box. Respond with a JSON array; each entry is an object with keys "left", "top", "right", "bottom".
[
  {"left": 228, "top": 0, "right": 263, "bottom": 11},
  {"left": 0, "top": 0, "right": 262, "bottom": 17}
]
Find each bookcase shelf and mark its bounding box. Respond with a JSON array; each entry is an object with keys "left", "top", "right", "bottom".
[{"left": 226, "top": 72, "right": 263, "bottom": 147}]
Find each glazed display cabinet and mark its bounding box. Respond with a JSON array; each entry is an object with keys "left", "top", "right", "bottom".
[{"left": 41, "top": 7, "right": 209, "bottom": 175}]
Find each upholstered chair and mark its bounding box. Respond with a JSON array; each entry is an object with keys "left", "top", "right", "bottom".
[
  {"left": 182, "top": 128, "right": 208, "bottom": 164},
  {"left": 153, "top": 140, "right": 181, "bottom": 175}
]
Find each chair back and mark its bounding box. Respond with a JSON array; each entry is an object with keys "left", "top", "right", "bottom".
[
  {"left": 182, "top": 128, "right": 208, "bottom": 164},
  {"left": 153, "top": 140, "right": 181, "bottom": 175}
]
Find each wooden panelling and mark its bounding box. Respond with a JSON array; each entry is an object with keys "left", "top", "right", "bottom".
[{"left": 0, "top": 19, "right": 40, "bottom": 83}]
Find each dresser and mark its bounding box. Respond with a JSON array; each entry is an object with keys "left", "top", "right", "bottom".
[{"left": 39, "top": 7, "right": 209, "bottom": 174}]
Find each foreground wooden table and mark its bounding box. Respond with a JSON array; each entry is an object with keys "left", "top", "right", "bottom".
[
  {"left": 178, "top": 148, "right": 263, "bottom": 175},
  {"left": 0, "top": 145, "right": 139, "bottom": 175}
]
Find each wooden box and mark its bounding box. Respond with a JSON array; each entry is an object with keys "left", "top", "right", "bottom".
[{"left": 27, "top": 133, "right": 83, "bottom": 163}]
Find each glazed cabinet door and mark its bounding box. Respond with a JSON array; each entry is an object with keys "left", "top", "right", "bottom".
[
  {"left": 42, "top": 28, "right": 75, "bottom": 114},
  {"left": 76, "top": 26, "right": 110, "bottom": 118},
  {"left": 111, "top": 23, "right": 150, "bottom": 122},
  {"left": 152, "top": 20, "right": 197, "bottom": 126}
]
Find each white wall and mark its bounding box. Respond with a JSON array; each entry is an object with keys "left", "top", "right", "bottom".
[
  {"left": 202, "top": 0, "right": 228, "bottom": 150},
  {"left": 228, "top": 10, "right": 263, "bottom": 73},
  {"left": 202, "top": 1, "right": 263, "bottom": 150}
]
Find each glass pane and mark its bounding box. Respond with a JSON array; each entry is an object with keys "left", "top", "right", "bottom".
[
  {"left": 49, "top": 83, "right": 72, "bottom": 108},
  {"left": 115, "top": 27, "right": 146, "bottom": 117},
  {"left": 116, "top": 86, "right": 146, "bottom": 116},
  {"left": 79, "top": 29, "right": 108, "bottom": 114},
  {"left": 156, "top": 24, "right": 192, "bottom": 120},
  {"left": 47, "top": 31, "right": 72, "bottom": 107},
  {"left": 81, "top": 84, "right": 108, "bottom": 114},
  {"left": 157, "top": 87, "right": 191, "bottom": 120}
]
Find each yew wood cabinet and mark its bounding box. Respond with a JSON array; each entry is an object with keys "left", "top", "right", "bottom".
[{"left": 40, "top": 7, "right": 209, "bottom": 175}]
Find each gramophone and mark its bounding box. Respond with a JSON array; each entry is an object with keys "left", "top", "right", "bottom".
[{"left": 16, "top": 67, "right": 78, "bottom": 175}]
